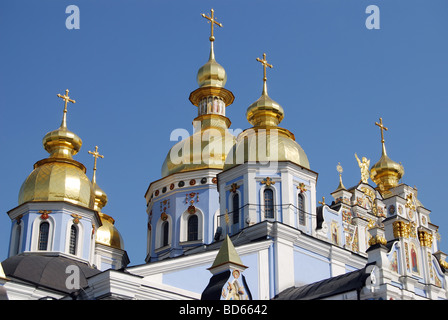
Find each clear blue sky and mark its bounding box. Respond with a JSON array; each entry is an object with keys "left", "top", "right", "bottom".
[{"left": 1, "top": 0, "right": 447, "bottom": 266}]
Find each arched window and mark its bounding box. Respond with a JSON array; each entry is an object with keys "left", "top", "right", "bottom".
[
  {"left": 187, "top": 215, "right": 199, "bottom": 241},
  {"left": 162, "top": 221, "right": 169, "bottom": 247},
  {"left": 232, "top": 193, "right": 240, "bottom": 225},
  {"left": 264, "top": 189, "right": 274, "bottom": 219},
  {"left": 298, "top": 193, "right": 305, "bottom": 226},
  {"left": 69, "top": 225, "right": 78, "bottom": 255},
  {"left": 38, "top": 221, "right": 50, "bottom": 251}
]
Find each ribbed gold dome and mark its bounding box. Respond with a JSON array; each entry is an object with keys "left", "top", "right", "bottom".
[
  {"left": 161, "top": 117, "right": 236, "bottom": 177},
  {"left": 370, "top": 144, "right": 404, "bottom": 193},
  {"left": 18, "top": 126, "right": 94, "bottom": 208},
  {"left": 246, "top": 92, "right": 284, "bottom": 127},
  {"left": 96, "top": 213, "right": 124, "bottom": 250},
  {"left": 224, "top": 127, "right": 310, "bottom": 170}
]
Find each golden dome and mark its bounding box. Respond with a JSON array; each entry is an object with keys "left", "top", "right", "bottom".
[
  {"left": 96, "top": 212, "right": 124, "bottom": 250},
  {"left": 246, "top": 91, "right": 284, "bottom": 127},
  {"left": 224, "top": 53, "right": 309, "bottom": 170},
  {"left": 18, "top": 90, "right": 95, "bottom": 208},
  {"left": 93, "top": 182, "right": 108, "bottom": 212},
  {"left": 161, "top": 116, "right": 236, "bottom": 177},
  {"left": 369, "top": 118, "right": 404, "bottom": 193},
  {"left": 370, "top": 144, "right": 404, "bottom": 193},
  {"left": 18, "top": 126, "right": 94, "bottom": 208},
  {"left": 197, "top": 43, "right": 227, "bottom": 88},
  {"left": 224, "top": 127, "right": 310, "bottom": 170}
]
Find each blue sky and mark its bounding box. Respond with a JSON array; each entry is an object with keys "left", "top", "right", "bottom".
[{"left": 1, "top": 0, "right": 447, "bottom": 266}]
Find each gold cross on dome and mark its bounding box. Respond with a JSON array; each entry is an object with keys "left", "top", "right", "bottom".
[
  {"left": 201, "top": 8, "right": 222, "bottom": 42},
  {"left": 256, "top": 53, "right": 273, "bottom": 82},
  {"left": 88, "top": 146, "right": 104, "bottom": 184},
  {"left": 57, "top": 89, "right": 76, "bottom": 128},
  {"left": 375, "top": 117, "right": 388, "bottom": 143},
  {"left": 318, "top": 197, "right": 326, "bottom": 206}
]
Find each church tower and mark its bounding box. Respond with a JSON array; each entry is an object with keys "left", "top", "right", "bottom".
[
  {"left": 218, "top": 53, "right": 317, "bottom": 236},
  {"left": 6, "top": 89, "right": 101, "bottom": 264},
  {"left": 144, "top": 9, "right": 236, "bottom": 262}
]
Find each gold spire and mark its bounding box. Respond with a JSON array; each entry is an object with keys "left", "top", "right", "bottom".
[
  {"left": 370, "top": 117, "right": 404, "bottom": 193},
  {"left": 195, "top": 8, "right": 227, "bottom": 89},
  {"left": 375, "top": 117, "right": 388, "bottom": 156},
  {"left": 208, "top": 235, "right": 247, "bottom": 271},
  {"left": 57, "top": 89, "right": 76, "bottom": 129},
  {"left": 88, "top": 145, "right": 108, "bottom": 211},
  {"left": 335, "top": 162, "right": 346, "bottom": 191},
  {"left": 43, "top": 89, "right": 81, "bottom": 159},
  {"left": 256, "top": 53, "right": 273, "bottom": 96},
  {"left": 88, "top": 145, "right": 104, "bottom": 185},
  {"left": 246, "top": 52, "right": 284, "bottom": 127}
]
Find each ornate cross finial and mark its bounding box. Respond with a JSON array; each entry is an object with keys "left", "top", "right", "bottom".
[
  {"left": 57, "top": 89, "right": 76, "bottom": 128},
  {"left": 256, "top": 53, "right": 273, "bottom": 82},
  {"left": 375, "top": 117, "right": 388, "bottom": 144},
  {"left": 256, "top": 53, "right": 273, "bottom": 95},
  {"left": 88, "top": 145, "right": 104, "bottom": 184},
  {"left": 318, "top": 197, "right": 326, "bottom": 206},
  {"left": 201, "top": 8, "right": 222, "bottom": 42}
]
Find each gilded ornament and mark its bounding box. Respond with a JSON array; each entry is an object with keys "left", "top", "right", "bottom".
[
  {"left": 39, "top": 210, "right": 52, "bottom": 220},
  {"left": 405, "top": 193, "right": 416, "bottom": 212},
  {"left": 261, "top": 177, "right": 275, "bottom": 187},
  {"left": 393, "top": 221, "right": 410, "bottom": 238},
  {"left": 355, "top": 153, "right": 370, "bottom": 184},
  {"left": 297, "top": 182, "right": 307, "bottom": 193},
  {"left": 369, "top": 235, "right": 387, "bottom": 246},
  {"left": 56, "top": 89, "right": 76, "bottom": 128},
  {"left": 318, "top": 197, "right": 326, "bottom": 207},
  {"left": 439, "top": 258, "right": 448, "bottom": 270},
  {"left": 230, "top": 183, "right": 240, "bottom": 193},
  {"left": 88, "top": 146, "right": 104, "bottom": 185},
  {"left": 334, "top": 162, "right": 346, "bottom": 191},
  {"left": 418, "top": 230, "right": 433, "bottom": 248},
  {"left": 71, "top": 214, "right": 82, "bottom": 224},
  {"left": 201, "top": 8, "right": 222, "bottom": 42},
  {"left": 188, "top": 205, "right": 197, "bottom": 214},
  {"left": 369, "top": 117, "right": 405, "bottom": 193},
  {"left": 161, "top": 212, "right": 168, "bottom": 221}
]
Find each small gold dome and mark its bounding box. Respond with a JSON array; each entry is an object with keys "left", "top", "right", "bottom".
[
  {"left": 96, "top": 213, "right": 124, "bottom": 250},
  {"left": 224, "top": 127, "right": 310, "bottom": 170},
  {"left": 225, "top": 70, "right": 309, "bottom": 171},
  {"left": 246, "top": 93, "right": 284, "bottom": 127},
  {"left": 18, "top": 125, "right": 94, "bottom": 208},
  {"left": 93, "top": 182, "right": 108, "bottom": 212},
  {"left": 161, "top": 120, "right": 236, "bottom": 177},
  {"left": 18, "top": 158, "right": 94, "bottom": 207},
  {"left": 43, "top": 126, "right": 82, "bottom": 159},
  {"left": 197, "top": 43, "right": 227, "bottom": 88},
  {"left": 370, "top": 146, "right": 404, "bottom": 193}
]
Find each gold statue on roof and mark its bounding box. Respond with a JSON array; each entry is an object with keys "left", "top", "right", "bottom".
[{"left": 355, "top": 153, "right": 370, "bottom": 184}]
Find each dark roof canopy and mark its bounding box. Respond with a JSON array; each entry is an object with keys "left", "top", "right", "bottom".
[
  {"left": 274, "top": 265, "right": 372, "bottom": 300},
  {"left": 2, "top": 254, "right": 101, "bottom": 295}
]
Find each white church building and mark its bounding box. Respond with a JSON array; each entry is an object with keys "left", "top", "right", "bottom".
[{"left": 1, "top": 9, "right": 447, "bottom": 301}]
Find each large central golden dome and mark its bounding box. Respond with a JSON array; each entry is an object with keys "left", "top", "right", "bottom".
[{"left": 161, "top": 19, "right": 236, "bottom": 178}]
